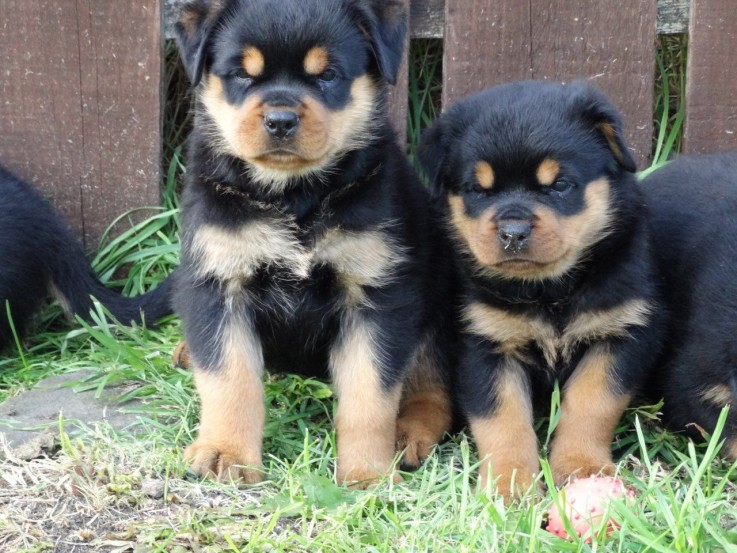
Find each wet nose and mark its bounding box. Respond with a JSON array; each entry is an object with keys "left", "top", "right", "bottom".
[
  {"left": 263, "top": 110, "right": 299, "bottom": 139},
  {"left": 497, "top": 220, "right": 532, "bottom": 253}
]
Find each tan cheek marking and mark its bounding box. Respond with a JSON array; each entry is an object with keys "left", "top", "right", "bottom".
[
  {"left": 242, "top": 46, "right": 265, "bottom": 77},
  {"left": 471, "top": 361, "right": 539, "bottom": 499},
  {"left": 326, "top": 75, "right": 376, "bottom": 154},
  {"left": 475, "top": 161, "right": 495, "bottom": 189},
  {"left": 536, "top": 158, "right": 560, "bottom": 186},
  {"left": 548, "top": 344, "right": 630, "bottom": 485},
  {"left": 200, "top": 73, "right": 268, "bottom": 159},
  {"left": 304, "top": 46, "right": 329, "bottom": 76},
  {"left": 330, "top": 313, "right": 402, "bottom": 486},
  {"left": 463, "top": 302, "right": 559, "bottom": 367},
  {"left": 184, "top": 323, "right": 266, "bottom": 483}
]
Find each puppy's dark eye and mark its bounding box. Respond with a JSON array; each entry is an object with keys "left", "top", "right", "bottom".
[
  {"left": 319, "top": 68, "right": 338, "bottom": 82},
  {"left": 230, "top": 69, "right": 253, "bottom": 84},
  {"left": 550, "top": 179, "right": 573, "bottom": 193}
]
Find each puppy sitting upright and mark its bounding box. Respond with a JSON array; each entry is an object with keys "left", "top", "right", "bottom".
[
  {"left": 420, "top": 81, "right": 662, "bottom": 498},
  {"left": 173, "top": 0, "right": 455, "bottom": 487}
]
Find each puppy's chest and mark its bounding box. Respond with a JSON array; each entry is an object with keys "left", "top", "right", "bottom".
[
  {"left": 464, "top": 299, "right": 652, "bottom": 369},
  {"left": 188, "top": 217, "right": 405, "bottom": 299}
]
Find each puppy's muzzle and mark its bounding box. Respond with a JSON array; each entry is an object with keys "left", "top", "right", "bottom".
[{"left": 264, "top": 109, "right": 300, "bottom": 140}]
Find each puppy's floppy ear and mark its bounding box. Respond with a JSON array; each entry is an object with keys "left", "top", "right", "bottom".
[
  {"left": 568, "top": 80, "right": 637, "bottom": 173},
  {"left": 175, "top": 0, "right": 226, "bottom": 86},
  {"left": 418, "top": 117, "right": 450, "bottom": 197},
  {"left": 350, "top": 0, "right": 408, "bottom": 85}
]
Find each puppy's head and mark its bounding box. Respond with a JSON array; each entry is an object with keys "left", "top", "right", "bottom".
[
  {"left": 420, "top": 80, "right": 636, "bottom": 282},
  {"left": 176, "top": 0, "right": 407, "bottom": 188}
]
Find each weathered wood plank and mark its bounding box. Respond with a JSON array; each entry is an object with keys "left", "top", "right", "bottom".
[
  {"left": 442, "top": 0, "right": 532, "bottom": 108},
  {"left": 0, "top": 0, "right": 162, "bottom": 248},
  {"left": 166, "top": 0, "right": 689, "bottom": 39},
  {"left": 683, "top": 0, "right": 737, "bottom": 153},
  {"left": 531, "top": 0, "right": 657, "bottom": 167},
  {"left": 658, "top": 0, "right": 690, "bottom": 34},
  {"left": 387, "top": 0, "right": 410, "bottom": 146}
]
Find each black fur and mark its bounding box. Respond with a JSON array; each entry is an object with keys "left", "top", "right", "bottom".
[
  {"left": 173, "top": 0, "right": 455, "bottom": 484},
  {"left": 420, "top": 80, "right": 664, "bottom": 493},
  {"left": 642, "top": 153, "right": 737, "bottom": 451},
  {"left": 0, "top": 166, "right": 173, "bottom": 351}
]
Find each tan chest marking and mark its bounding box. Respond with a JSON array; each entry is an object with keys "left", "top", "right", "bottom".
[
  {"left": 191, "top": 223, "right": 404, "bottom": 302},
  {"left": 464, "top": 299, "right": 652, "bottom": 366},
  {"left": 191, "top": 220, "right": 309, "bottom": 282},
  {"left": 313, "top": 229, "right": 406, "bottom": 303}
]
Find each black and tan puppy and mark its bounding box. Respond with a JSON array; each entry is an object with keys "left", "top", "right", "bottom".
[
  {"left": 0, "top": 165, "right": 172, "bottom": 351},
  {"left": 642, "top": 153, "right": 737, "bottom": 458},
  {"left": 420, "top": 80, "right": 663, "bottom": 498},
  {"left": 173, "top": 0, "right": 455, "bottom": 487}
]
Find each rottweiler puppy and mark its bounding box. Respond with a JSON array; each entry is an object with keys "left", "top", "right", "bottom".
[
  {"left": 642, "top": 153, "right": 737, "bottom": 457},
  {"left": 173, "top": 0, "right": 455, "bottom": 487},
  {"left": 0, "top": 165, "right": 172, "bottom": 351},
  {"left": 420, "top": 80, "right": 663, "bottom": 498}
]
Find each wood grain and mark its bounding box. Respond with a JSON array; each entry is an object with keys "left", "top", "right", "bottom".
[
  {"left": 683, "top": 0, "right": 737, "bottom": 153},
  {"left": 0, "top": 0, "right": 162, "bottom": 248}
]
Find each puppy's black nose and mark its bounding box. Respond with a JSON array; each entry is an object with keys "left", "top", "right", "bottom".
[
  {"left": 263, "top": 110, "right": 299, "bottom": 139},
  {"left": 497, "top": 221, "right": 531, "bottom": 253}
]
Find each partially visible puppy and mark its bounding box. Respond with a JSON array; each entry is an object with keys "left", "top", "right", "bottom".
[
  {"left": 173, "top": 0, "right": 455, "bottom": 487},
  {"left": 642, "top": 153, "right": 737, "bottom": 458},
  {"left": 420, "top": 80, "right": 663, "bottom": 499},
  {"left": 0, "top": 165, "right": 173, "bottom": 350}
]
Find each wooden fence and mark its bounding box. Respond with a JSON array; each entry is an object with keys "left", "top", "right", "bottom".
[{"left": 1, "top": 0, "right": 736, "bottom": 247}]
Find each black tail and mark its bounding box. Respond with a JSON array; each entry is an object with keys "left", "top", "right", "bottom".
[{"left": 0, "top": 165, "right": 174, "bottom": 351}]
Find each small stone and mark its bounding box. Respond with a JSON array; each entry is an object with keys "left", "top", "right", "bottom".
[{"left": 141, "top": 478, "right": 165, "bottom": 499}]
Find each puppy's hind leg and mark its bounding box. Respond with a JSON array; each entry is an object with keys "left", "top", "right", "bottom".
[{"left": 395, "top": 339, "right": 453, "bottom": 470}]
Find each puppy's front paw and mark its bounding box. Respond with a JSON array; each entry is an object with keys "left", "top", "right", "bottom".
[
  {"left": 337, "top": 460, "right": 402, "bottom": 489},
  {"left": 548, "top": 448, "right": 614, "bottom": 486},
  {"left": 184, "top": 440, "right": 264, "bottom": 484},
  {"left": 478, "top": 459, "right": 540, "bottom": 501}
]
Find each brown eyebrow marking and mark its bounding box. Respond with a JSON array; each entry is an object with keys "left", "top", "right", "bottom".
[
  {"left": 536, "top": 158, "right": 560, "bottom": 186},
  {"left": 304, "top": 46, "right": 329, "bottom": 76},
  {"left": 242, "top": 46, "right": 265, "bottom": 77},
  {"left": 475, "top": 161, "right": 495, "bottom": 189}
]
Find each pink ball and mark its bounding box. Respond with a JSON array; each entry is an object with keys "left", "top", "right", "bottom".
[{"left": 545, "top": 476, "right": 635, "bottom": 541}]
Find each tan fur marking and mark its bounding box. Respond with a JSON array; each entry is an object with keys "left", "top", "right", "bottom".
[
  {"left": 201, "top": 73, "right": 376, "bottom": 190},
  {"left": 173, "top": 341, "right": 191, "bottom": 369},
  {"left": 464, "top": 299, "right": 652, "bottom": 368},
  {"left": 330, "top": 312, "right": 402, "bottom": 487},
  {"left": 471, "top": 361, "right": 539, "bottom": 500},
  {"left": 598, "top": 123, "right": 629, "bottom": 168},
  {"left": 463, "top": 302, "right": 558, "bottom": 366},
  {"left": 313, "top": 229, "right": 406, "bottom": 305},
  {"left": 191, "top": 220, "right": 308, "bottom": 282},
  {"left": 185, "top": 323, "right": 266, "bottom": 483},
  {"left": 304, "top": 46, "right": 329, "bottom": 76},
  {"left": 561, "top": 299, "right": 652, "bottom": 358},
  {"left": 726, "top": 439, "right": 737, "bottom": 460},
  {"left": 700, "top": 384, "right": 734, "bottom": 407},
  {"left": 548, "top": 344, "right": 630, "bottom": 485},
  {"left": 242, "top": 46, "right": 265, "bottom": 77},
  {"left": 396, "top": 339, "right": 453, "bottom": 467},
  {"left": 536, "top": 158, "right": 560, "bottom": 186},
  {"left": 474, "top": 161, "right": 495, "bottom": 189}
]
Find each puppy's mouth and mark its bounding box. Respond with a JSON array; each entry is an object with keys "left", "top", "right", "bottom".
[{"left": 253, "top": 150, "right": 326, "bottom": 171}]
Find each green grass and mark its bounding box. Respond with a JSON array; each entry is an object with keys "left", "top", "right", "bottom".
[{"left": 2, "top": 38, "right": 735, "bottom": 553}]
